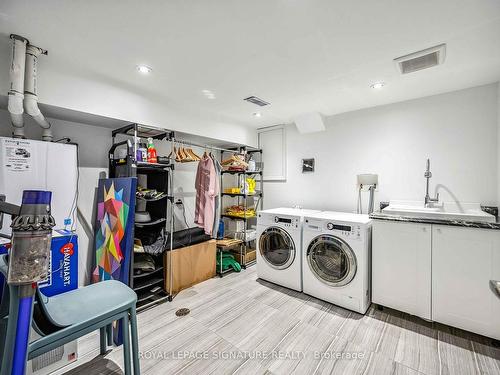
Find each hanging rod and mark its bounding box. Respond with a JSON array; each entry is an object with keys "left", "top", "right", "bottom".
[{"left": 171, "top": 138, "right": 243, "bottom": 154}]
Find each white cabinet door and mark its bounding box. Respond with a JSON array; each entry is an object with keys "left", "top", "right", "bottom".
[
  {"left": 432, "top": 225, "right": 500, "bottom": 339},
  {"left": 258, "top": 126, "right": 286, "bottom": 181},
  {"left": 372, "top": 220, "right": 432, "bottom": 319}
]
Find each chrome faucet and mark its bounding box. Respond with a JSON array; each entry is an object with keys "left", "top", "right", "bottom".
[{"left": 424, "top": 158, "right": 439, "bottom": 207}]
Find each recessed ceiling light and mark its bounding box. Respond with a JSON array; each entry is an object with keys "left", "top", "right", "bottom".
[
  {"left": 136, "top": 65, "right": 152, "bottom": 74},
  {"left": 253, "top": 112, "right": 262, "bottom": 118},
  {"left": 370, "top": 82, "right": 385, "bottom": 89}
]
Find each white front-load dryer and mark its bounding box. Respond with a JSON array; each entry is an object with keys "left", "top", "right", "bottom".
[
  {"left": 302, "top": 211, "right": 372, "bottom": 314},
  {"left": 256, "top": 208, "right": 320, "bottom": 291}
]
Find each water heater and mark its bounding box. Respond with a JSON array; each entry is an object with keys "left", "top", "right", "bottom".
[{"left": 0, "top": 137, "right": 78, "bottom": 235}]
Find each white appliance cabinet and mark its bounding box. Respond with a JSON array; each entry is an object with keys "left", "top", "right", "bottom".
[
  {"left": 432, "top": 225, "right": 500, "bottom": 339},
  {"left": 372, "top": 221, "right": 432, "bottom": 320},
  {"left": 373, "top": 220, "right": 500, "bottom": 340}
]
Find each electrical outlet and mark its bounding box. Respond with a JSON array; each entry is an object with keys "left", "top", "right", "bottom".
[{"left": 175, "top": 199, "right": 183, "bottom": 206}]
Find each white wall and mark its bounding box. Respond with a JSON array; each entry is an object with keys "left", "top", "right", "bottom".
[
  {"left": 0, "top": 45, "right": 257, "bottom": 148},
  {"left": 263, "top": 83, "right": 499, "bottom": 213}
]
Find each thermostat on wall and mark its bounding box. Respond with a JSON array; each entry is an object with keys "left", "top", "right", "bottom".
[{"left": 302, "top": 159, "right": 315, "bottom": 173}]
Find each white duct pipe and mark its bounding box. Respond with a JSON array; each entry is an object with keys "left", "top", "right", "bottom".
[
  {"left": 24, "top": 44, "right": 52, "bottom": 142},
  {"left": 7, "top": 34, "right": 28, "bottom": 138}
]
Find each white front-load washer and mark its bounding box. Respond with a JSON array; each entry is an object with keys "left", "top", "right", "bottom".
[
  {"left": 302, "top": 211, "right": 372, "bottom": 314},
  {"left": 256, "top": 208, "right": 320, "bottom": 291}
]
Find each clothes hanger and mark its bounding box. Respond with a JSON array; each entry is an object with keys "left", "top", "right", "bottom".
[
  {"left": 175, "top": 145, "right": 183, "bottom": 162},
  {"left": 192, "top": 148, "right": 202, "bottom": 161},
  {"left": 181, "top": 147, "right": 195, "bottom": 162},
  {"left": 221, "top": 154, "right": 237, "bottom": 165},
  {"left": 167, "top": 145, "right": 175, "bottom": 159},
  {"left": 186, "top": 148, "right": 201, "bottom": 161}
]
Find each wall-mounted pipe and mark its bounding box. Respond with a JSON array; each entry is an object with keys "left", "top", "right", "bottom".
[
  {"left": 7, "top": 34, "right": 28, "bottom": 138},
  {"left": 24, "top": 44, "right": 52, "bottom": 142}
]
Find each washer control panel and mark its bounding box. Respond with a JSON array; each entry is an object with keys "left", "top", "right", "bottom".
[
  {"left": 325, "top": 222, "right": 363, "bottom": 239},
  {"left": 274, "top": 216, "right": 299, "bottom": 229}
]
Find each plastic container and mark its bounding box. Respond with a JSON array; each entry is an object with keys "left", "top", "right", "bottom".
[
  {"left": 248, "top": 156, "right": 256, "bottom": 172},
  {"left": 139, "top": 142, "right": 148, "bottom": 162},
  {"left": 234, "top": 229, "right": 256, "bottom": 242},
  {"left": 7, "top": 230, "right": 52, "bottom": 285},
  {"left": 136, "top": 138, "right": 143, "bottom": 162}
]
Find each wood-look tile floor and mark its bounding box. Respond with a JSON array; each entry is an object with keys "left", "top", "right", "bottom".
[{"left": 65, "top": 266, "right": 500, "bottom": 375}]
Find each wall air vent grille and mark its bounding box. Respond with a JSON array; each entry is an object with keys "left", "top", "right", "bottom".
[
  {"left": 244, "top": 96, "right": 270, "bottom": 107},
  {"left": 394, "top": 44, "right": 446, "bottom": 74}
]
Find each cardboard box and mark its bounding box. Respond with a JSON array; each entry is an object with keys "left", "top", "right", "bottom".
[
  {"left": 164, "top": 240, "right": 216, "bottom": 294},
  {"left": 0, "top": 231, "right": 78, "bottom": 302},
  {"left": 0, "top": 238, "right": 9, "bottom": 255},
  {"left": 28, "top": 231, "right": 79, "bottom": 375},
  {"left": 0, "top": 238, "right": 9, "bottom": 304},
  {"left": 231, "top": 249, "right": 256, "bottom": 265},
  {"left": 38, "top": 230, "right": 78, "bottom": 297}
]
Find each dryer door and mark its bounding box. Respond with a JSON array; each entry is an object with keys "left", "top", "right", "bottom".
[
  {"left": 307, "top": 235, "right": 357, "bottom": 287},
  {"left": 259, "top": 227, "right": 296, "bottom": 270}
]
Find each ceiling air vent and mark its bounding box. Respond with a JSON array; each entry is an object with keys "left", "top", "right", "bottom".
[
  {"left": 394, "top": 44, "right": 446, "bottom": 74},
  {"left": 244, "top": 96, "right": 270, "bottom": 107}
]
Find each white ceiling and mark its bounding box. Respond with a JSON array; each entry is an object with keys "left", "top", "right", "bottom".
[{"left": 0, "top": 0, "right": 499, "bottom": 128}]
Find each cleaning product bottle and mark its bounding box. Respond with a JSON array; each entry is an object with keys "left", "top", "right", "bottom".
[
  {"left": 248, "top": 155, "right": 256, "bottom": 172},
  {"left": 136, "top": 137, "right": 143, "bottom": 162},
  {"left": 147, "top": 137, "right": 157, "bottom": 163},
  {"left": 139, "top": 141, "right": 148, "bottom": 162}
]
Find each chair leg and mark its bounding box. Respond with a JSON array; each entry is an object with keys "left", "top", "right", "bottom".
[
  {"left": 129, "top": 308, "right": 140, "bottom": 375},
  {"left": 122, "top": 315, "right": 132, "bottom": 375},
  {"left": 106, "top": 323, "right": 113, "bottom": 346},
  {"left": 99, "top": 327, "right": 107, "bottom": 355}
]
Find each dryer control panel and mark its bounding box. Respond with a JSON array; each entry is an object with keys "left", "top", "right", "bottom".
[
  {"left": 257, "top": 213, "right": 300, "bottom": 229},
  {"left": 324, "top": 222, "right": 363, "bottom": 240}
]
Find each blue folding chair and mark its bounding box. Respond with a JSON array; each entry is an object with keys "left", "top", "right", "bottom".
[{"left": 0, "top": 255, "right": 140, "bottom": 375}]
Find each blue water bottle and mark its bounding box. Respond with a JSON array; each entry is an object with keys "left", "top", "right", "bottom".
[{"left": 217, "top": 220, "right": 225, "bottom": 240}]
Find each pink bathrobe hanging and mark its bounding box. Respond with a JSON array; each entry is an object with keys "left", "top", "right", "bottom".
[{"left": 194, "top": 155, "right": 219, "bottom": 235}]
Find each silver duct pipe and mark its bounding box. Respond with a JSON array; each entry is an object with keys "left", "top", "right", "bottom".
[
  {"left": 24, "top": 44, "right": 52, "bottom": 142},
  {"left": 7, "top": 34, "right": 28, "bottom": 138}
]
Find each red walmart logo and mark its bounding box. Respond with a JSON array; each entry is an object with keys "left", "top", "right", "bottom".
[{"left": 60, "top": 243, "right": 74, "bottom": 256}]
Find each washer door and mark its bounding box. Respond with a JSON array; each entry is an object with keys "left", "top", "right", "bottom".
[
  {"left": 307, "top": 235, "right": 357, "bottom": 287},
  {"left": 259, "top": 227, "right": 295, "bottom": 270}
]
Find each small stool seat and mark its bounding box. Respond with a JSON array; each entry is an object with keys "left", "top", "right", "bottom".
[{"left": 42, "top": 280, "right": 137, "bottom": 327}]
